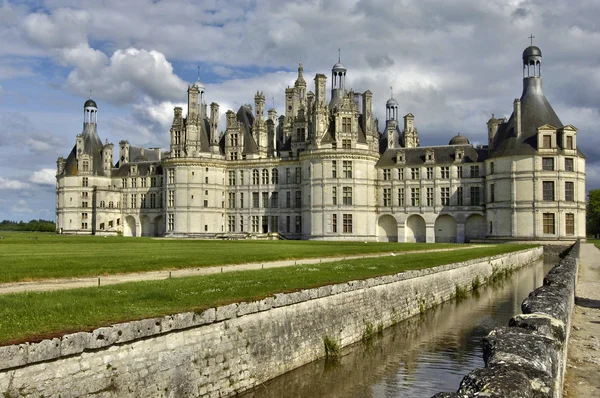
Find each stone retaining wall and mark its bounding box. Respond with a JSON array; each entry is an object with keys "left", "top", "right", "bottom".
[
  {"left": 0, "top": 247, "right": 542, "bottom": 398},
  {"left": 433, "top": 241, "right": 579, "bottom": 398}
]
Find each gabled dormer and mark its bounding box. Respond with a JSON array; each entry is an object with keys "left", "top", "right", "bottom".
[
  {"left": 560, "top": 125, "right": 578, "bottom": 153},
  {"left": 537, "top": 124, "right": 558, "bottom": 153}
]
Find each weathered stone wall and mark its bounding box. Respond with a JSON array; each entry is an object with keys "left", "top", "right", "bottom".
[
  {"left": 433, "top": 241, "right": 579, "bottom": 398},
  {"left": 0, "top": 247, "right": 542, "bottom": 398}
]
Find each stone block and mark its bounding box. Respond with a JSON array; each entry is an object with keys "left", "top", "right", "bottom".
[
  {"left": 28, "top": 338, "right": 61, "bottom": 363},
  {"left": 0, "top": 343, "right": 28, "bottom": 370},
  {"left": 193, "top": 308, "right": 216, "bottom": 325},
  {"left": 509, "top": 313, "right": 566, "bottom": 343},
  {"left": 215, "top": 304, "right": 238, "bottom": 322},
  {"left": 60, "top": 332, "right": 90, "bottom": 356}
]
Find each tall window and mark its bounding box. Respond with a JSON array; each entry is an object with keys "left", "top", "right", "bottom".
[
  {"left": 122, "top": 178, "right": 127, "bottom": 188},
  {"left": 411, "top": 187, "right": 420, "bottom": 206},
  {"left": 426, "top": 167, "right": 433, "bottom": 179},
  {"left": 240, "top": 192, "right": 244, "bottom": 208},
  {"left": 342, "top": 139, "right": 351, "bottom": 149},
  {"left": 489, "top": 184, "right": 495, "bottom": 203},
  {"left": 168, "top": 214, "right": 174, "bottom": 231},
  {"left": 295, "top": 191, "right": 302, "bottom": 208},
  {"left": 343, "top": 187, "right": 353, "bottom": 205},
  {"left": 470, "top": 166, "right": 480, "bottom": 178},
  {"left": 286, "top": 168, "right": 291, "bottom": 184},
  {"left": 168, "top": 169, "right": 174, "bottom": 184},
  {"left": 470, "top": 186, "right": 480, "bottom": 205},
  {"left": 271, "top": 192, "right": 279, "bottom": 208},
  {"left": 457, "top": 186, "right": 463, "bottom": 206},
  {"left": 383, "top": 188, "right": 391, "bottom": 207},
  {"left": 411, "top": 168, "right": 419, "bottom": 179},
  {"left": 286, "top": 216, "right": 291, "bottom": 233},
  {"left": 271, "top": 169, "right": 279, "bottom": 184},
  {"left": 343, "top": 161, "right": 352, "bottom": 178},
  {"left": 457, "top": 166, "right": 463, "bottom": 178},
  {"left": 398, "top": 188, "right": 405, "bottom": 206},
  {"left": 151, "top": 176, "right": 157, "bottom": 187},
  {"left": 543, "top": 135, "right": 551, "bottom": 148},
  {"left": 286, "top": 191, "right": 291, "bottom": 208},
  {"left": 239, "top": 217, "right": 244, "bottom": 232},
  {"left": 252, "top": 192, "right": 259, "bottom": 208},
  {"left": 140, "top": 177, "right": 147, "bottom": 188},
  {"left": 228, "top": 171, "right": 236, "bottom": 185},
  {"left": 262, "top": 169, "right": 269, "bottom": 184},
  {"left": 332, "top": 161, "right": 337, "bottom": 178},
  {"left": 332, "top": 186, "right": 337, "bottom": 205},
  {"left": 342, "top": 117, "right": 351, "bottom": 133},
  {"left": 168, "top": 191, "right": 174, "bottom": 207},
  {"left": 228, "top": 192, "right": 236, "bottom": 208},
  {"left": 543, "top": 181, "right": 555, "bottom": 201},
  {"left": 490, "top": 162, "right": 494, "bottom": 174},
  {"left": 262, "top": 192, "right": 269, "bottom": 208},
  {"left": 228, "top": 216, "right": 235, "bottom": 232},
  {"left": 131, "top": 178, "right": 137, "bottom": 188},
  {"left": 239, "top": 170, "right": 244, "bottom": 185},
  {"left": 565, "top": 213, "right": 575, "bottom": 235},
  {"left": 565, "top": 182, "right": 574, "bottom": 202},
  {"left": 542, "top": 158, "right": 554, "bottom": 171},
  {"left": 543, "top": 213, "right": 555, "bottom": 234},
  {"left": 342, "top": 214, "right": 353, "bottom": 233},
  {"left": 81, "top": 160, "right": 89, "bottom": 172},
  {"left": 398, "top": 168, "right": 404, "bottom": 180},
  {"left": 383, "top": 169, "right": 391, "bottom": 181},
  {"left": 332, "top": 214, "right": 337, "bottom": 233},
  {"left": 295, "top": 216, "right": 302, "bottom": 233},
  {"left": 150, "top": 194, "right": 156, "bottom": 209},
  {"left": 440, "top": 167, "right": 449, "bottom": 179},
  {"left": 295, "top": 167, "right": 301, "bottom": 183},
  {"left": 565, "top": 158, "right": 574, "bottom": 172},
  {"left": 140, "top": 193, "right": 146, "bottom": 208},
  {"left": 426, "top": 187, "right": 434, "bottom": 206},
  {"left": 441, "top": 187, "right": 450, "bottom": 206},
  {"left": 566, "top": 136, "right": 573, "bottom": 149},
  {"left": 252, "top": 216, "right": 259, "bottom": 233},
  {"left": 252, "top": 169, "right": 259, "bottom": 185},
  {"left": 82, "top": 177, "right": 88, "bottom": 187}
]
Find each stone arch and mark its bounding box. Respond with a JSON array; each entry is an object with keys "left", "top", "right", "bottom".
[
  {"left": 154, "top": 215, "right": 164, "bottom": 236},
  {"left": 406, "top": 214, "right": 426, "bottom": 243},
  {"left": 435, "top": 214, "right": 457, "bottom": 243},
  {"left": 123, "top": 215, "right": 137, "bottom": 237},
  {"left": 378, "top": 214, "right": 398, "bottom": 242},
  {"left": 140, "top": 215, "right": 151, "bottom": 237},
  {"left": 465, "top": 214, "right": 486, "bottom": 242}
]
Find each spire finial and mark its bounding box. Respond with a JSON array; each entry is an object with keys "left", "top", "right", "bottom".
[
  {"left": 529, "top": 34, "right": 535, "bottom": 46},
  {"left": 390, "top": 86, "right": 393, "bottom": 99},
  {"left": 197, "top": 65, "right": 200, "bottom": 81},
  {"left": 89, "top": 89, "right": 92, "bottom": 99},
  {"left": 338, "top": 48, "right": 341, "bottom": 63}
]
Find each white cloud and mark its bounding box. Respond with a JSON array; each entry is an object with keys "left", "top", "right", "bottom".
[
  {"left": 29, "top": 169, "right": 56, "bottom": 186},
  {"left": 23, "top": 8, "right": 91, "bottom": 49},
  {"left": 11, "top": 199, "right": 33, "bottom": 214},
  {"left": 0, "top": 176, "right": 30, "bottom": 190}
]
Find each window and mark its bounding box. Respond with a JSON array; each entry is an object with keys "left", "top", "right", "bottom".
[
  {"left": 150, "top": 194, "right": 156, "bottom": 209},
  {"left": 81, "top": 160, "right": 89, "bottom": 172},
  {"left": 286, "top": 216, "right": 291, "bottom": 233},
  {"left": 272, "top": 169, "right": 279, "bottom": 184},
  {"left": 140, "top": 193, "right": 146, "bottom": 208},
  {"left": 426, "top": 187, "right": 434, "bottom": 206},
  {"left": 411, "top": 167, "right": 419, "bottom": 179},
  {"left": 82, "top": 192, "right": 88, "bottom": 199},
  {"left": 383, "top": 188, "right": 391, "bottom": 206},
  {"left": 228, "top": 216, "right": 235, "bottom": 232},
  {"left": 131, "top": 194, "right": 137, "bottom": 208},
  {"left": 286, "top": 191, "right": 291, "bottom": 208},
  {"left": 168, "top": 169, "right": 174, "bottom": 184},
  {"left": 343, "top": 161, "right": 352, "bottom": 178},
  {"left": 82, "top": 201, "right": 88, "bottom": 208},
  {"left": 286, "top": 168, "right": 291, "bottom": 184},
  {"left": 81, "top": 212, "right": 88, "bottom": 220},
  {"left": 295, "top": 191, "right": 302, "bottom": 208},
  {"left": 398, "top": 188, "right": 405, "bottom": 206},
  {"left": 239, "top": 192, "right": 244, "bottom": 208},
  {"left": 168, "top": 214, "right": 174, "bottom": 231},
  {"left": 131, "top": 178, "right": 137, "bottom": 188},
  {"left": 342, "top": 117, "right": 351, "bottom": 133},
  {"left": 490, "top": 162, "right": 494, "bottom": 175},
  {"left": 252, "top": 192, "right": 259, "bottom": 208},
  {"left": 262, "top": 192, "right": 269, "bottom": 208},
  {"left": 228, "top": 192, "right": 236, "bottom": 208},
  {"left": 262, "top": 169, "right": 269, "bottom": 185},
  {"left": 239, "top": 217, "right": 244, "bottom": 232},
  {"left": 99, "top": 223, "right": 105, "bottom": 230},
  {"left": 332, "top": 161, "right": 337, "bottom": 178},
  {"left": 228, "top": 171, "right": 236, "bottom": 186},
  {"left": 252, "top": 169, "right": 259, "bottom": 185},
  {"left": 441, "top": 187, "right": 450, "bottom": 206},
  {"left": 457, "top": 166, "right": 463, "bottom": 178},
  {"left": 342, "top": 214, "right": 353, "bottom": 233},
  {"left": 239, "top": 170, "right": 244, "bottom": 185},
  {"left": 440, "top": 167, "right": 449, "bottom": 179},
  {"left": 82, "top": 177, "right": 88, "bottom": 187},
  {"left": 140, "top": 177, "right": 147, "bottom": 188},
  {"left": 565, "top": 182, "right": 574, "bottom": 202},
  {"left": 271, "top": 216, "right": 279, "bottom": 233},
  {"left": 252, "top": 216, "right": 259, "bottom": 233},
  {"left": 489, "top": 184, "right": 495, "bottom": 203},
  {"left": 332, "top": 186, "right": 337, "bottom": 205},
  {"left": 109, "top": 220, "right": 113, "bottom": 228},
  {"left": 411, "top": 187, "right": 420, "bottom": 206},
  {"left": 543, "top": 181, "right": 555, "bottom": 201},
  {"left": 470, "top": 166, "right": 480, "bottom": 178},
  {"left": 295, "top": 216, "right": 302, "bottom": 233},
  {"left": 81, "top": 223, "right": 88, "bottom": 229},
  {"left": 295, "top": 167, "right": 301, "bottom": 183},
  {"left": 151, "top": 177, "right": 157, "bottom": 187},
  {"left": 565, "top": 158, "right": 574, "bottom": 172},
  {"left": 229, "top": 133, "right": 238, "bottom": 147},
  {"left": 398, "top": 168, "right": 404, "bottom": 180},
  {"left": 332, "top": 214, "right": 337, "bottom": 233},
  {"left": 543, "top": 213, "right": 555, "bottom": 234},
  {"left": 109, "top": 201, "right": 114, "bottom": 208},
  {"left": 566, "top": 136, "right": 573, "bottom": 149},
  {"left": 168, "top": 190, "right": 174, "bottom": 207},
  {"left": 470, "top": 186, "right": 480, "bottom": 205},
  {"left": 426, "top": 167, "right": 433, "bottom": 179},
  {"left": 543, "top": 135, "right": 551, "bottom": 148},
  {"left": 542, "top": 158, "right": 554, "bottom": 171},
  {"left": 383, "top": 169, "right": 391, "bottom": 181},
  {"left": 565, "top": 213, "right": 575, "bottom": 235},
  {"left": 122, "top": 178, "right": 127, "bottom": 188},
  {"left": 271, "top": 192, "right": 279, "bottom": 208},
  {"left": 342, "top": 187, "right": 352, "bottom": 205},
  {"left": 342, "top": 139, "right": 351, "bottom": 149}
]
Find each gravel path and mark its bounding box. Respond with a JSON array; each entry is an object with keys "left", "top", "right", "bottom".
[
  {"left": 0, "top": 246, "right": 480, "bottom": 295},
  {"left": 564, "top": 243, "right": 600, "bottom": 398}
]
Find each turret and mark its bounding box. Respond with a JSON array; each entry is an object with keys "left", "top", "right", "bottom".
[
  {"left": 267, "top": 108, "right": 277, "bottom": 157},
  {"left": 294, "top": 63, "right": 306, "bottom": 103},
  {"left": 187, "top": 83, "right": 199, "bottom": 119},
  {"left": 487, "top": 114, "right": 499, "bottom": 147},
  {"left": 403, "top": 113, "right": 419, "bottom": 148},
  {"left": 362, "top": 90, "right": 373, "bottom": 137},
  {"left": 102, "top": 140, "right": 114, "bottom": 176},
  {"left": 314, "top": 74, "right": 327, "bottom": 105},
  {"left": 119, "top": 140, "right": 130, "bottom": 164},
  {"left": 330, "top": 52, "right": 347, "bottom": 108},
  {"left": 210, "top": 102, "right": 220, "bottom": 152}
]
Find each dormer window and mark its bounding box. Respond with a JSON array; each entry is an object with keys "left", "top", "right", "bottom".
[
  {"left": 425, "top": 149, "right": 435, "bottom": 163},
  {"left": 566, "top": 136, "right": 573, "bottom": 149},
  {"left": 543, "top": 135, "right": 551, "bottom": 148},
  {"left": 396, "top": 150, "right": 405, "bottom": 164}
]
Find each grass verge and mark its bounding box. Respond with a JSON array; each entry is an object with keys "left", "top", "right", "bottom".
[
  {"left": 0, "top": 232, "right": 459, "bottom": 283},
  {"left": 0, "top": 244, "right": 536, "bottom": 345}
]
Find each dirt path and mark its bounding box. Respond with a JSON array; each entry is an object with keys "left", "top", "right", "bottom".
[
  {"left": 564, "top": 243, "right": 600, "bottom": 398},
  {"left": 0, "top": 246, "right": 482, "bottom": 295}
]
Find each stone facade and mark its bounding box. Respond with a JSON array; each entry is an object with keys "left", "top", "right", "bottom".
[
  {"left": 0, "top": 248, "right": 542, "bottom": 398},
  {"left": 56, "top": 45, "right": 585, "bottom": 241}
]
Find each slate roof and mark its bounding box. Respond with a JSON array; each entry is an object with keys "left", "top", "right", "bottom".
[
  {"left": 61, "top": 124, "right": 105, "bottom": 176},
  {"left": 376, "top": 144, "right": 488, "bottom": 167}
]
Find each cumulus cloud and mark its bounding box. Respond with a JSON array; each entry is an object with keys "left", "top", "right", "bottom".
[
  {"left": 0, "top": 176, "right": 30, "bottom": 190},
  {"left": 29, "top": 169, "right": 56, "bottom": 186}
]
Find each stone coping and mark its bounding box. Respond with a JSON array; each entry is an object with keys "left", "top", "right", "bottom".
[{"left": 0, "top": 247, "right": 541, "bottom": 373}]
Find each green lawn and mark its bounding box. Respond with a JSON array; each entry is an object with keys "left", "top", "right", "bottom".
[
  {"left": 0, "top": 232, "right": 460, "bottom": 283},
  {"left": 0, "top": 244, "right": 536, "bottom": 344},
  {"left": 588, "top": 239, "right": 600, "bottom": 251}
]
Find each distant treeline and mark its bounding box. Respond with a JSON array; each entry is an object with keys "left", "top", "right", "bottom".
[{"left": 0, "top": 220, "right": 56, "bottom": 232}]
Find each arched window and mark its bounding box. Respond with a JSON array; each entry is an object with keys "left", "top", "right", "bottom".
[
  {"left": 109, "top": 201, "right": 114, "bottom": 208},
  {"left": 100, "top": 201, "right": 105, "bottom": 208},
  {"left": 252, "top": 169, "right": 259, "bottom": 185},
  {"left": 271, "top": 168, "right": 279, "bottom": 184},
  {"left": 262, "top": 169, "right": 269, "bottom": 184}
]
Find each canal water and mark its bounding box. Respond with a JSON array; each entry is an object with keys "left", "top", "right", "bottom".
[{"left": 240, "top": 257, "right": 554, "bottom": 398}]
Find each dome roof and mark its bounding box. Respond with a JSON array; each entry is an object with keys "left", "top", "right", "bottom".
[
  {"left": 332, "top": 61, "right": 347, "bottom": 72},
  {"left": 84, "top": 99, "right": 97, "bottom": 108},
  {"left": 449, "top": 133, "right": 470, "bottom": 145},
  {"left": 522, "top": 46, "right": 542, "bottom": 60},
  {"left": 386, "top": 97, "right": 398, "bottom": 107},
  {"left": 193, "top": 79, "right": 205, "bottom": 90}
]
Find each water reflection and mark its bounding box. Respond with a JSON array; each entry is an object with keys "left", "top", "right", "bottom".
[{"left": 240, "top": 258, "right": 553, "bottom": 398}]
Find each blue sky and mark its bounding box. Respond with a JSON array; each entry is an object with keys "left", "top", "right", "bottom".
[{"left": 1, "top": 0, "right": 600, "bottom": 221}]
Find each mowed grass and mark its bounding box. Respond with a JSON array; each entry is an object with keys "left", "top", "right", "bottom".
[
  {"left": 0, "top": 232, "right": 459, "bottom": 283},
  {"left": 0, "top": 244, "right": 535, "bottom": 344}
]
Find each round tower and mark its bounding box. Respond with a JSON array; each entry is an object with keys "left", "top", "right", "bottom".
[
  {"left": 84, "top": 98, "right": 97, "bottom": 125},
  {"left": 523, "top": 45, "right": 542, "bottom": 78},
  {"left": 331, "top": 52, "right": 347, "bottom": 91},
  {"left": 386, "top": 97, "right": 398, "bottom": 122}
]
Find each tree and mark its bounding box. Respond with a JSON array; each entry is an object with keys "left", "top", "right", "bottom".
[{"left": 587, "top": 189, "right": 600, "bottom": 238}]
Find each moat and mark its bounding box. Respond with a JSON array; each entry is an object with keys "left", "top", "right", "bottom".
[{"left": 241, "top": 257, "right": 553, "bottom": 398}]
